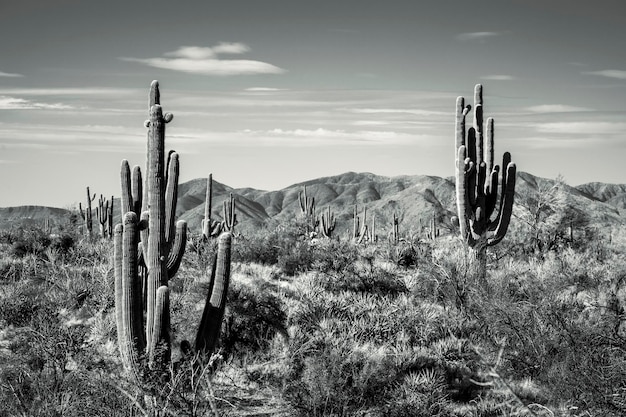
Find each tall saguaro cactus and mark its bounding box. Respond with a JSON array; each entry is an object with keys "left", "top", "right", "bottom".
[
  {"left": 114, "top": 81, "right": 232, "bottom": 387},
  {"left": 455, "top": 84, "right": 516, "bottom": 258}
]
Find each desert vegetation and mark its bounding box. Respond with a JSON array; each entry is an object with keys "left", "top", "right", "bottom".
[{"left": 1, "top": 82, "right": 625, "bottom": 416}]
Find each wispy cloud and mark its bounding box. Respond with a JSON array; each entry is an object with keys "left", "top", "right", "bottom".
[
  {"left": 345, "top": 108, "right": 447, "bottom": 117},
  {"left": 456, "top": 31, "right": 500, "bottom": 41},
  {"left": 480, "top": 75, "right": 516, "bottom": 81},
  {"left": 525, "top": 104, "right": 592, "bottom": 113},
  {"left": 120, "top": 42, "right": 286, "bottom": 76},
  {"left": 244, "top": 87, "right": 288, "bottom": 92},
  {"left": 0, "top": 96, "right": 74, "bottom": 110},
  {"left": 583, "top": 69, "right": 626, "bottom": 80},
  {"left": 0, "top": 87, "right": 134, "bottom": 96},
  {"left": 0, "top": 71, "right": 23, "bottom": 77},
  {"left": 244, "top": 128, "right": 420, "bottom": 146},
  {"left": 535, "top": 121, "right": 626, "bottom": 135}
]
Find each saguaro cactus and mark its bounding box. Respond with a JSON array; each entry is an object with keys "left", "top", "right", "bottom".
[
  {"left": 95, "top": 194, "right": 114, "bottom": 239},
  {"left": 298, "top": 185, "right": 318, "bottom": 235},
  {"left": 114, "top": 81, "right": 232, "bottom": 387},
  {"left": 79, "top": 187, "right": 96, "bottom": 237},
  {"left": 320, "top": 206, "right": 336, "bottom": 238},
  {"left": 390, "top": 212, "right": 400, "bottom": 244},
  {"left": 455, "top": 84, "right": 516, "bottom": 258},
  {"left": 222, "top": 193, "right": 237, "bottom": 234},
  {"left": 202, "top": 174, "right": 222, "bottom": 239}
]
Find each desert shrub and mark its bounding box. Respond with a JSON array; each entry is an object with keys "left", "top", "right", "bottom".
[
  {"left": 468, "top": 246, "right": 626, "bottom": 415},
  {"left": 8, "top": 227, "right": 51, "bottom": 258},
  {"left": 221, "top": 273, "right": 288, "bottom": 355},
  {"left": 316, "top": 263, "right": 407, "bottom": 297}
]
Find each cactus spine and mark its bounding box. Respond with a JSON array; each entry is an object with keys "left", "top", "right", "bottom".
[
  {"left": 114, "top": 81, "right": 232, "bottom": 386},
  {"left": 455, "top": 84, "right": 516, "bottom": 256}
]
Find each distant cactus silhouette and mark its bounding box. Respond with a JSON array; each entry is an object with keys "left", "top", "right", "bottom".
[
  {"left": 202, "top": 173, "right": 223, "bottom": 239},
  {"left": 320, "top": 205, "right": 336, "bottom": 238},
  {"left": 78, "top": 187, "right": 96, "bottom": 237}
]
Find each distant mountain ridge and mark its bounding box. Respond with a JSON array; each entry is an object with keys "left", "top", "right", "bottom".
[{"left": 1, "top": 172, "right": 624, "bottom": 234}]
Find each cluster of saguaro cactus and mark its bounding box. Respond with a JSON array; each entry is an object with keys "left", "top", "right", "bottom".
[
  {"left": 298, "top": 185, "right": 318, "bottom": 235},
  {"left": 114, "top": 81, "right": 232, "bottom": 386},
  {"left": 95, "top": 194, "right": 114, "bottom": 239},
  {"left": 78, "top": 187, "right": 96, "bottom": 236},
  {"left": 320, "top": 205, "right": 336, "bottom": 238},
  {"left": 353, "top": 205, "right": 376, "bottom": 244},
  {"left": 455, "top": 84, "right": 516, "bottom": 253},
  {"left": 202, "top": 174, "right": 223, "bottom": 239}
]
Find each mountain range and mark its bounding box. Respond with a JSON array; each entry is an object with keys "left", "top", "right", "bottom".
[{"left": 1, "top": 171, "right": 624, "bottom": 236}]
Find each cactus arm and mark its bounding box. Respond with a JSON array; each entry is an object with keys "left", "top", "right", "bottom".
[
  {"left": 485, "top": 118, "right": 495, "bottom": 175},
  {"left": 121, "top": 160, "right": 133, "bottom": 216},
  {"left": 167, "top": 220, "right": 187, "bottom": 277},
  {"left": 164, "top": 152, "right": 179, "bottom": 248},
  {"left": 115, "top": 213, "right": 146, "bottom": 382},
  {"left": 195, "top": 232, "right": 232, "bottom": 356},
  {"left": 132, "top": 166, "right": 143, "bottom": 216},
  {"left": 149, "top": 286, "right": 171, "bottom": 369},
  {"left": 202, "top": 174, "right": 213, "bottom": 238},
  {"left": 487, "top": 162, "right": 516, "bottom": 246}
]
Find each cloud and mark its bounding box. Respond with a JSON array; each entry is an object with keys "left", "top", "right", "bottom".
[
  {"left": 244, "top": 87, "right": 287, "bottom": 92},
  {"left": 0, "top": 96, "right": 74, "bottom": 110},
  {"left": 346, "top": 108, "right": 448, "bottom": 117},
  {"left": 242, "top": 128, "right": 417, "bottom": 145},
  {"left": 457, "top": 32, "right": 500, "bottom": 41},
  {"left": 535, "top": 121, "right": 626, "bottom": 135},
  {"left": 164, "top": 43, "right": 250, "bottom": 59},
  {"left": 0, "top": 71, "right": 23, "bottom": 77},
  {"left": 480, "top": 75, "right": 516, "bottom": 81},
  {"left": 0, "top": 87, "right": 134, "bottom": 96},
  {"left": 525, "top": 104, "right": 592, "bottom": 113},
  {"left": 120, "top": 43, "right": 286, "bottom": 76},
  {"left": 583, "top": 69, "right": 626, "bottom": 80}
]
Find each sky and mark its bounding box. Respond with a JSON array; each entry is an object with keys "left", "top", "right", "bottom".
[{"left": 1, "top": 0, "right": 626, "bottom": 207}]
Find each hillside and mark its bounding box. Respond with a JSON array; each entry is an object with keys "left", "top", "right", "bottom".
[{"left": 1, "top": 172, "right": 624, "bottom": 234}]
